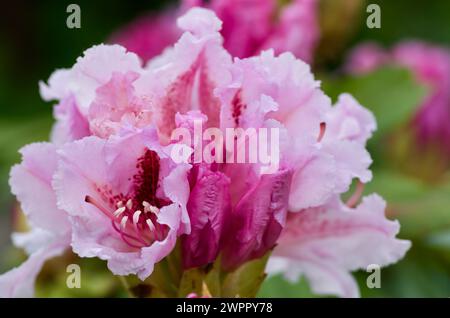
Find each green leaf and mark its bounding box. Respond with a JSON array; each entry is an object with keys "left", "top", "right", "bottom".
[
  {"left": 426, "top": 230, "right": 450, "bottom": 250},
  {"left": 122, "top": 246, "right": 183, "bottom": 298},
  {"left": 0, "top": 116, "right": 53, "bottom": 168},
  {"left": 258, "top": 275, "right": 318, "bottom": 298},
  {"left": 363, "top": 171, "right": 450, "bottom": 239},
  {"left": 321, "top": 66, "right": 427, "bottom": 138},
  {"left": 356, "top": 245, "right": 450, "bottom": 297},
  {"left": 178, "top": 268, "right": 205, "bottom": 298},
  {"left": 203, "top": 259, "right": 222, "bottom": 297},
  {"left": 35, "top": 253, "right": 125, "bottom": 298},
  {"left": 221, "top": 253, "right": 270, "bottom": 298}
]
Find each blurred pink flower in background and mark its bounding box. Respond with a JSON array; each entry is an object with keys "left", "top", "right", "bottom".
[
  {"left": 112, "top": 0, "right": 319, "bottom": 63},
  {"left": 110, "top": 3, "right": 187, "bottom": 63},
  {"left": 346, "top": 41, "right": 450, "bottom": 153}
]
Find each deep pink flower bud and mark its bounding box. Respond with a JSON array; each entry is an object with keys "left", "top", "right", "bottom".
[
  {"left": 182, "top": 165, "right": 231, "bottom": 268},
  {"left": 221, "top": 169, "right": 293, "bottom": 271}
]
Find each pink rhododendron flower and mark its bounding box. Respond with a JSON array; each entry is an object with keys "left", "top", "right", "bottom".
[
  {"left": 0, "top": 8, "right": 409, "bottom": 298},
  {"left": 346, "top": 41, "right": 450, "bottom": 153},
  {"left": 112, "top": 0, "right": 319, "bottom": 63},
  {"left": 54, "top": 128, "right": 191, "bottom": 279}
]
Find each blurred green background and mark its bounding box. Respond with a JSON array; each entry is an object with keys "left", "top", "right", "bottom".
[{"left": 0, "top": 0, "right": 449, "bottom": 297}]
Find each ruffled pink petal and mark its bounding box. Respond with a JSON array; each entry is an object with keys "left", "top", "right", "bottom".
[
  {"left": 88, "top": 71, "right": 152, "bottom": 138},
  {"left": 40, "top": 44, "right": 142, "bottom": 115},
  {"left": 134, "top": 8, "right": 232, "bottom": 142},
  {"left": 268, "top": 195, "right": 411, "bottom": 298},
  {"left": 322, "top": 140, "right": 373, "bottom": 192},
  {"left": 51, "top": 95, "right": 90, "bottom": 144},
  {"left": 288, "top": 147, "right": 337, "bottom": 212},
  {"left": 325, "top": 94, "right": 377, "bottom": 145},
  {"left": 0, "top": 234, "right": 68, "bottom": 298},
  {"left": 9, "top": 143, "right": 70, "bottom": 235},
  {"left": 12, "top": 228, "right": 58, "bottom": 255},
  {"left": 218, "top": 50, "right": 329, "bottom": 136}
]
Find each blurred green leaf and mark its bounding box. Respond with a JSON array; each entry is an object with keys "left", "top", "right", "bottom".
[
  {"left": 0, "top": 116, "right": 53, "bottom": 210},
  {"left": 353, "top": 0, "right": 450, "bottom": 47},
  {"left": 222, "top": 254, "right": 270, "bottom": 298},
  {"left": 364, "top": 171, "right": 450, "bottom": 240},
  {"left": 178, "top": 268, "right": 205, "bottom": 297},
  {"left": 0, "top": 116, "right": 53, "bottom": 168},
  {"left": 425, "top": 230, "right": 450, "bottom": 264},
  {"left": 426, "top": 230, "right": 450, "bottom": 250},
  {"left": 123, "top": 259, "right": 177, "bottom": 298},
  {"left": 258, "top": 275, "right": 318, "bottom": 298},
  {"left": 321, "top": 67, "right": 427, "bottom": 139},
  {"left": 36, "top": 254, "right": 125, "bottom": 298},
  {"left": 356, "top": 246, "right": 450, "bottom": 297}
]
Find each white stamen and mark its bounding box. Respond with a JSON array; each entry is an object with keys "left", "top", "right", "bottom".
[
  {"left": 146, "top": 219, "right": 155, "bottom": 232},
  {"left": 142, "top": 201, "right": 151, "bottom": 212},
  {"left": 126, "top": 199, "right": 133, "bottom": 210},
  {"left": 149, "top": 205, "right": 160, "bottom": 215},
  {"left": 114, "top": 206, "right": 126, "bottom": 217},
  {"left": 120, "top": 216, "right": 128, "bottom": 229},
  {"left": 116, "top": 201, "right": 123, "bottom": 208},
  {"left": 133, "top": 210, "right": 141, "bottom": 224}
]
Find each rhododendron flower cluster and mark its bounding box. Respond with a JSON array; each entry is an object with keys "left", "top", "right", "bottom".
[
  {"left": 346, "top": 41, "right": 450, "bottom": 154},
  {"left": 0, "top": 8, "right": 409, "bottom": 298},
  {"left": 112, "top": 0, "right": 319, "bottom": 63}
]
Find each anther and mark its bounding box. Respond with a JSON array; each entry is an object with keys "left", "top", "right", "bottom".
[
  {"left": 133, "top": 210, "right": 142, "bottom": 224},
  {"left": 142, "top": 201, "right": 151, "bottom": 212},
  {"left": 120, "top": 216, "right": 128, "bottom": 229},
  {"left": 146, "top": 219, "right": 155, "bottom": 232},
  {"left": 149, "top": 205, "right": 160, "bottom": 215},
  {"left": 114, "top": 206, "right": 126, "bottom": 217},
  {"left": 126, "top": 199, "right": 133, "bottom": 210},
  {"left": 85, "top": 195, "right": 114, "bottom": 220},
  {"left": 346, "top": 181, "right": 365, "bottom": 208},
  {"left": 317, "top": 122, "right": 326, "bottom": 142}
]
